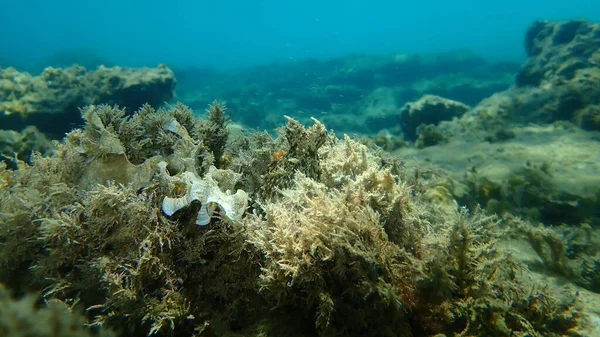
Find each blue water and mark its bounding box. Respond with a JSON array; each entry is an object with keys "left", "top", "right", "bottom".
[{"left": 1, "top": 0, "right": 600, "bottom": 70}]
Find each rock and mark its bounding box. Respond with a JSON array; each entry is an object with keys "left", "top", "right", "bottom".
[
  {"left": 398, "top": 95, "right": 469, "bottom": 140},
  {"left": 460, "top": 20, "right": 600, "bottom": 130},
  {"left": 0, "top": 126, "right": 53, "bottom": 167},
  {"left": 415, "top": 124, "right": 446, "bottom": 148},
  {"left": 514, "top": 20, "right": 600, "bottom": 129},
  {"left": 0, "top": 64, "right": 176, "bottom": 137},
  {"left": 173, "top": 51, "right": 515, "bottom": 134},
  {"left": 517, "top": 20, "right": 600, "bottom": 86},
  {"left": 91, "top": 64, "right": 176, "bottom": 111},
  {"left": 394, "top": 20, "right": 600, "bottom": 226}
]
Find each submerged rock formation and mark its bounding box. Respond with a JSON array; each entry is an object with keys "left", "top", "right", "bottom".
[
  {"left": 174, "top": 50, "right": 516, "bottom": 134},
  {"left": 517, "top": 20, "right": 600, "bottom": 87},
  {"left": 398, "top": 94, "right": 470, "bottom": 141},
  {"left": 0, "top": 126, "right": 53, "bottom": 167},
  {"left": 518, "top": 19, "right": 600, "bottom": 130},
  {"left": 394, "top": 21, "right": 600, "bottom": 310},
  {"left": 395, "top": 19, "right": 600, "bottom": 224},
  {"left": 472, "top": 20, "right": 600, "bottom": 129},
  {"left": 0, "top": 64, "right": 176, "bottom": 136}
]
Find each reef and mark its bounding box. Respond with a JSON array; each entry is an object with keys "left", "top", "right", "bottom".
[
  {"left": 0, "top": 64, "right": 176, "bottom": 137},
  {"left": 0, "top": 102, "right": 587, "bottom": 336},
  {"left": 173, "top": 50, "right": 516, "bottom": 134}
]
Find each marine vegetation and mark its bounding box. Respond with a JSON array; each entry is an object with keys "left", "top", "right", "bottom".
[
  {"left": 516, "top": 219, "right": 600, "bottom": 293},
  {"left": 0, "top": 102, "right": 585, "bottom": 336},
  {"left": 0, "top": 283, "right": 115, "bottom": 337}
]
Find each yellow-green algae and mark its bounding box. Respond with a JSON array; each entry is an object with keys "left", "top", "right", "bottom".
[{"left": 0, "top": 102, "right": 586, "bottom": 337}]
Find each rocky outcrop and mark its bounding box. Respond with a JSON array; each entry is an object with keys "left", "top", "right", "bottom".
[
  {"left": 394, "top": 20, "right": 600, "bottom": 228},
  {"left": 174, "top": 51, "right": 516, "bottom": 134},
  {"left": 449, "top": 20, "right": 600, "bottom": 133},
  {"left": 398, "top": 94, "right": 469, "bottom": 140},
  {"left": 0, "top": 64, "right": 176, "bottom": 136},
  {"left": 0, "top": 126, "right": 53, "bottom": 167},
  {"left": 517, "top": 20, "right": 600, "bottom": 86},
  {"left": 510, "top": 20, "right": 600, "bottom": 129}
]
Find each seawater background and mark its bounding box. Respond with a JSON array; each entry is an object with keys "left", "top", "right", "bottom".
[{"left": 1, "top": 0, "right": 600, "bottom": 71}]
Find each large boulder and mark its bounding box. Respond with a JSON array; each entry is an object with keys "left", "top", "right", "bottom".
[
  {"left": 0, "top": 64, "right": 176, "bottom": 137},
  {"left": 510, "top": 20, "right": 600, "bottom": 129},
  {"left": 398, "top": 94, "right": 469, "bottom": 140},
  {"left": 454, "top": 20, "right": 600, "bottom": 131},
  {"left": 517, "top": 20, "right": 600, "bottom": 86},
  {"left": 0, "top": 126, "right": 52, "bottom": 167}
]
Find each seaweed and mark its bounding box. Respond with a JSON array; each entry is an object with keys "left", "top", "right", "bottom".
[
  {"left": 243, "top": 133, "right": 582, "bottom": 336},
  {"left": 413, "top": 208, "right": 581, "bottom": 336},
  {"left": 518, "top": 220, "right": 600, "bottom": 293},
  {"left": 197, "top": 100, "right": 230, "bottom": 168},
  {"left": 0, "top": 102, "right": 587, "bottom": 337},
  {"left": 0, "top": 103, "right": 236, "bottom": 335},
  {"left": 462, "top": 162, "right": 599, "bottom": 227},
  {"left": 0, "top": 283, "right": 114, "bottom": 337}
]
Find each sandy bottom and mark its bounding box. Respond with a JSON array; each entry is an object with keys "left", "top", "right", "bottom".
[{"left": 395, "top": 124, "right": 600, "bottom": 197}]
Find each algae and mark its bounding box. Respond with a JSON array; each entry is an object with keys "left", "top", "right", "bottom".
[{"left": 0, "top": 102, "right": 587, "bottom": 337}]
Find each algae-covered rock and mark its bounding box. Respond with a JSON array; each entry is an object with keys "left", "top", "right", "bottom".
[
  {"left": 0, "top": 126, "right": 53, "bottom": 168},
  {"left": 0, "top": 64, "right": 176, "bottom": 136},
  {"left": 399, "top": 94, "right": 469, "bottom": 140},
  {"left": 462, "top": 20, "right": 600, "bottom": 129},
  {"left": 517, "top": 20, "right": 600, "bottom": 87},
  {"left": 517, "top": 19, "right": 600, "bottom": 129}
]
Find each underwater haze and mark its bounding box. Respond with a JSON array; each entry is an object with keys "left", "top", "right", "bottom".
[
  {"left": 2, "top": 0, "right": 600, "bottom": 70},
  {"left": 3, "top": 0, "right": 600, "bottom": 335}
]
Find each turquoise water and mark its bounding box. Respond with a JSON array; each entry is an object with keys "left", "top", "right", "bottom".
[
  {"left": 2, "top": 0, "right": 600, "bottom": 70},
  {"left": 2, "top": 2, "right": 600, "bottom": 336}
]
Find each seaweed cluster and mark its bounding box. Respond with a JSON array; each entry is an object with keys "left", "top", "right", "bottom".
[
  {"left": 0, "top": 102, "right": 585, "bottom": 336},
  {"left": 0, "top": 284, "right": 115, "bottom": 337},
  {"left": 518, "top": 220, "right": 600, "bottom": 293},
  {"left": 463, "top": 162, "right": 600, "bottom": 227}
]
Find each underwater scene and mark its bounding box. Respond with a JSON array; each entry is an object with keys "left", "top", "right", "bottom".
[{"left": 1, "top": 1, "right": 600, "bottom": 336}]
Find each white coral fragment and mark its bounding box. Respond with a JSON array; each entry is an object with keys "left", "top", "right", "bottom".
[{"left": 160, "top": 162, "right": 248, "bottom": 225}]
